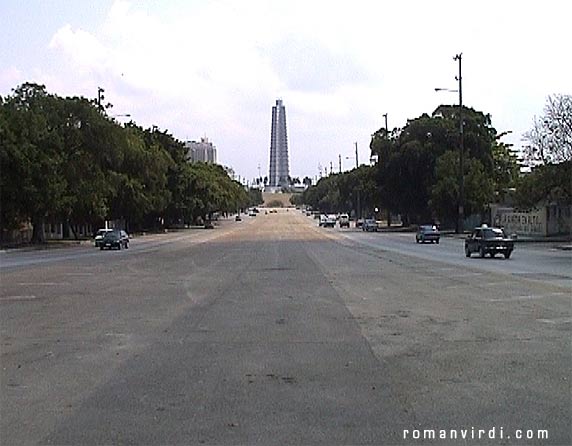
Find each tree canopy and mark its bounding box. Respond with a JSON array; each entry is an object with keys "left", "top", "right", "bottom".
[{"left": 1, "top": 83, "right": 249, "bottom": 243}]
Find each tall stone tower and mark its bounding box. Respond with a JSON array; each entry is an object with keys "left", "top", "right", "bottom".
[{"left": 268, "top": 99, "right": 290, "bottom": 188}]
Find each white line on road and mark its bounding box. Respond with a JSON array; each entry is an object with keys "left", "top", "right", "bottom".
[
  {"left": 487, "top": 292, "right": 569, "bottom": 302},
  {"left": 17, "top": 282, "right": 69, "bottom": 286},
  {"left": 1, "top": 295, "right": 38, "bottom": 301},
  {"left": 537, "top": 317, "right": 572, "bottom": 324}
]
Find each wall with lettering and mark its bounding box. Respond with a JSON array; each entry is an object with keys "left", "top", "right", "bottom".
[{"left": 492, "top": 208, "right": 546, "bottom": 236}]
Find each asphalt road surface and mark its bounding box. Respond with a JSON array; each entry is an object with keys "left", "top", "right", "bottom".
[{"left": 1, "top": 211, "right": 570, "bottom": 445}]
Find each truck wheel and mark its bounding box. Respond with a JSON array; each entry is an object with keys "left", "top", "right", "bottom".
[
  {"left": 504, "top": 250, "right": 512, "bottom": 259},
  {"left": 465, "top": 246, "right": 471, "bottom": 257},
  {"left": 479, "top": 246, "right": 485, "bottom": 258}
]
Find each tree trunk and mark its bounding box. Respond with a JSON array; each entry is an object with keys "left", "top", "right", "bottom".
[
  {"left": 30, "top": 215, "right": 46, "bottom": 244},
  {"left": 68, "top": 221, "right": 78, "bottom": 240}
]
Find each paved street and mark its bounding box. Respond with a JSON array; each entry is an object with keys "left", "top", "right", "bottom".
[{"left": 1, "top": 211, "right": 570, "bottom": 445}]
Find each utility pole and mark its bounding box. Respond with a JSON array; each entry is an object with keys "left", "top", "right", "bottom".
[
  {"left": 339, "top": 154, "right": 342, "bottom": 173},
  {"left": 97, "top": 87, "right": 105, "bottom": 111},
  {"left": 354, "top": 142, "right": 358, "bottom": 168},
  {"left": 330, "top": 161, "right": 333, "bottom": 175},
  {"left": 382, "top": 113, "right": 391, "bottom": 227},
  {"left": 454, "top": 53, "right": 464, "bottom": 234}
]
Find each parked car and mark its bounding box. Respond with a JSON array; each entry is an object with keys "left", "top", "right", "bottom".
[
  {"left": 100, "top": 230, "right": 129, "bottom": 250},
  {"left": 362, "top": 219, "right": 378, "bottom": 232},
  {"left": 204, "top": 220, "right": 215, "bottom": 229},
  {"left": 339, "top": 214, "right": 350, "bottom": 228},
  {"left": 416, "top": 225, "right": 440, "bottom": 244},
  {"left": 235, "top": 215, "right": 242, "bottom": 221},
  {"left": 94, "top": 228, "right": 113, "bottom": 247},
  {"left": 465, "top": 225, "right": 514, "bottom": 259}
]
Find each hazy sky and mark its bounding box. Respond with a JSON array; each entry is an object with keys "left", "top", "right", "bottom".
[{"left": 1, "top": 0, "right": 570, "bottom": 182}]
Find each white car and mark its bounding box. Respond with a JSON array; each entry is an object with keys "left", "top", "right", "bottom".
[{"left": 323, "top": 215, "right": 337, "bottom": 228}]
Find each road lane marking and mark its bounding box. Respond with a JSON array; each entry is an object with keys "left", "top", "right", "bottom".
[
  {"left": 17, "top": 282, "right": 69, "bottom": 286},
  {"left": 1, "top": 295, "right": 38, "bottom": 301},
  {"left": 537, "top": 317, "right": 572, "bottom": 325},
  {"left": 487, "top": 292, "right": 568, "bottom": 302}
]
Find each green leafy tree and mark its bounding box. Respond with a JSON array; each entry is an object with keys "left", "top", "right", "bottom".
[
  {"left": 430, "top": 151, "right": 494, "bottom": 226},
  {"left": 371, "top": 106, "right": 499, "bottom": 227},
  {"left": 1, "top": 83, "right": 68, "bottom": 242}
]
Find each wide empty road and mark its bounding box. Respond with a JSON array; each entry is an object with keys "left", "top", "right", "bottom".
[{"left": 1, "top": 211, "right": 570, "bottom": 445}]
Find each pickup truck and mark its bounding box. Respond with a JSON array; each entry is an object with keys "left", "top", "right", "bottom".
[{"left": 465, "top": 225, "right": 514, "bottom": 259}]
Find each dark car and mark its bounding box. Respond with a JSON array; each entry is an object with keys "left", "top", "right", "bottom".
[
  {"left": 416, "top": 225, "right": 440, "bottom": 244},
  {"left": 362, "top": 219, "right": 378, "bottom": 232},
  {"left": 235, "top": 215, "right": 242, "bottom": 221},
  {"left": 465, "top": 225, "right": 514, "bottom": 259},
  {"left": 100, "top": 230, "right": 129, "bottom": 250},
  {"left": 94, "top": 228, "right": 113, "bottom": 247}
]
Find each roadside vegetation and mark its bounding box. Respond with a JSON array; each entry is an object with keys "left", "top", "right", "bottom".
[
  {"left": 0, "top": 83, "right": 255, "bottom": 243},
  {"left": 302, "top": 96, "right": 571, "bottom": 228}
]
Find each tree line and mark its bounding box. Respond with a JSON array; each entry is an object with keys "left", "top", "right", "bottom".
[
  {"left": 301, "top": 97, "right": 571, "bottom": 229},
  {"left": 1, "top": 83, "right": 258, "bottom": 243}
]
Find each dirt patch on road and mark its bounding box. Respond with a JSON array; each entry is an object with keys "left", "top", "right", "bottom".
[{"left": 262, "top": 192, "right": 293, "bottom": 207}]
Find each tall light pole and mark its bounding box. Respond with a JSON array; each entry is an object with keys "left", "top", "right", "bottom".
[
  {"left": 454, "top": 53, "right": 464, "bottom": 234},
  {"left": 435, "top": 52, "right": 464, "bottom": 233},
  {"left": 354, "top": 142, "right": 359, "bottom": 168},
  {"left": 382, "top": 113, "right": 390, "bottom": 227}
]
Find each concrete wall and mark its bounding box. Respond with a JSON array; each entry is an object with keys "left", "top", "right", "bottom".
[{"left": 491, "top": 204, "right": 571, "bottom": 236}]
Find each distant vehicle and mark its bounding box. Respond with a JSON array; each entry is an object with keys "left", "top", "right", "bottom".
[
  {"left": 465, "top": 225, "right": 514, "bottom": 259},
  {"left": 235, "top": 215, "right": 242, "bottom": 221},
  {"left": 362, "top": 219, "right": 378, "bottom": 232},
  {"left": 323, "top": 214, "right": 337, "bottom": 228},
  {"left": 252, "top": 208, "right": 260, "bottom": 213},
  {"left": 355, "top": 218, "right": 364, "bottom": 228},
  {"left": 319, "top": 214, "right": 328, "bottom": 227},
  {"left": 248, "top": 211, "right": 256, "bottom": 217},
  {"left": 339, "top": 214, "right": 350, "bottom": 228},
  {"left": 94, "top": 228, "right": 113, "bottom": 247},
  {"left": 204, "top": 221, "right": 215, "bottom": 229},
  {"left": 416, "top": 225, "right": 440, "bottom": 244},
  {"left": 100, "top": 230, "right": 129, "bottom": 250}
]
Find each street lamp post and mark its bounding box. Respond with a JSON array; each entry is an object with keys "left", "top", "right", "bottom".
[
  {"left": 435, "top": 53, "right": 464, "bottom": 234},
  {"left": 381, "top": 113, "right": 390, "bottom": 227},
  {"left": 454, "top": 53, "right": 464, "bottom": 234}
]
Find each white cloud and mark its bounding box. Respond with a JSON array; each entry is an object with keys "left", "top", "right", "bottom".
[{"left": 2, "top": 0, "right": 571, "bottom": 180}]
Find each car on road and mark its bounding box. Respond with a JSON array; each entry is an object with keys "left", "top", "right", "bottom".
[
  {"left": 94, "top": 228, "right": 113, "bottom": 247},
  {"left": 100, "top": 230, "right": 129, "bottom": 250},
  {"left": 416, "top": 225, "right": 440, "bottom": 244},
  {"left": 362, "top": 219, "right": 378, "bottom": 232},
  {"left": 465, "top": 225, "right": 514, "bottom": 259},
  {"left": 319, "top": 214, "right": 336, "bottom": 227},
  {"left": 235, "top": 215, "right": 242, "bottom": 221},
  {"left": 339, "top": 214, "right": 350, "bottom": 228}
]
